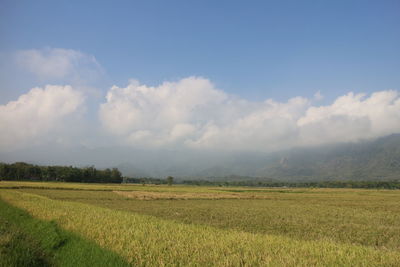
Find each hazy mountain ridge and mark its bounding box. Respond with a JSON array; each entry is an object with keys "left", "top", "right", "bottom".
[
  {"left": 2, "top": 134, "right": 399, "bottom": 182},
  {"left": 119, "top": 134, "right": 400, "bottom": 181},
  {"left": 267, "top": 134, "right": 400, "bottom": 181}
]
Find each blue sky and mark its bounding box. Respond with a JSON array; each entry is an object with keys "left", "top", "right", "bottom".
[
  {"left": 1, "top": 0, "right": 399, "bottom": 102},
  {"left": 1, "top": 1, "right": 400, "bottom": 165}
]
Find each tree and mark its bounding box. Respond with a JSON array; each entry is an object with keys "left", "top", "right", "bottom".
[
  {"left": 167, "top": 176, "right": 174, "bottom": 186},
  {"left": 111, "top": 168, "right": 123, "bottom": 183}
]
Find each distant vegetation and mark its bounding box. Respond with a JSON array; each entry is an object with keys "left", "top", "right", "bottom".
[
  {"left": 0, "top": 162, "right": 122, "bottom": 183},
  {"left": 123, "top": 176, "right": 400, "bottom": 189},
  {"left": 2, "top": 161, "right": 399, "bottom": 189},
  {"left": 123, "top": 177, "right": 171, "bottom": 185},
  {"left": 182, "top": 179, "right": 400, "bottom": 189}
]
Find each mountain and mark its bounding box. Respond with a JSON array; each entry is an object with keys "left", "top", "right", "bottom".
[
  {"left": 119, "top": 134, "right": 400, "bottom": 181},
  {"left": 257, "top": 134, "right": 400, "bottom": 181},
  {"left": 4, "top": 134, "right": 398, "bottom": 182}
]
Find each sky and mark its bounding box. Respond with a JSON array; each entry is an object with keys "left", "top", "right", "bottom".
[{"left": 0, "top": 0, "right": 400, "bottom": 169}]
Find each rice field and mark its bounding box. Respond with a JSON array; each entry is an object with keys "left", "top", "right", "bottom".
[{"left": 1, "top": 181, "right": 400, "bottom": 266}]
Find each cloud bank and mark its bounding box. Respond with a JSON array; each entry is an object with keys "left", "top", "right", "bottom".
[
  {"left": 0, "top": 85, "right": 84, "bottom": 150},
  {"left": 100, "top": 77, "right": 400, "bottom": 151},
  {"left": 1, "top": 76, "right": 399, "bottom": 153}
]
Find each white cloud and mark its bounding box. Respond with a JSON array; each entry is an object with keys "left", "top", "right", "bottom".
[
  {"left": 99, "top": 77, "right": 400, "bottom": 151},
  {"left": 186, "top": 97, "right": 309, "bottom": 151},
  {"left": 0, "top": 85, "right": 85, "bottom": 150},
  {"left": 297, "top": 90, "right": 400, "bottom": 145},
  {"left": 4, "top": 76, "right": 398, "bottom": 154},
  {"left": 99, "top": 77, "right": 229, "bottom": 147},
  {"left": 15, "top": 48, "right": 103, "bottom": 84}
]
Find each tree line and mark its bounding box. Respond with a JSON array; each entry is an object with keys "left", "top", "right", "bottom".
[
  {"left": 2, "top": 161, "right": 398, "bottom": 189},
  {"left": 181, "top": 179, "right": 400, "bottom": 189},
  {"left": 123, "top": 176, "right": 174, "bottom": 186},
  {"left": 0, "top": 162, "right": 123, "bottom": 183}
]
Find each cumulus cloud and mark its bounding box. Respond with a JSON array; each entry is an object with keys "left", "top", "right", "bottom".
[
  {"left": 99, "top": 77, "right": 229, "bottom": 147},
  {"left": 15, "top": 48, "right": 104, "bottom": 85},
  {"left": 298, "top": 90, "right": 400, "bottom": 145},
  {"left": 100, "top": 77, "right": 400, "bottom": 151},
  {"left": 0, "top": 85, "right": 85, "bottom": 150},
  {"left": 3, "top": 76, "right": 399, "bottom": 154}
]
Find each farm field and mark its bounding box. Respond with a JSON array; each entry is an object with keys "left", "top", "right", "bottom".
[{"left": 1, "top": 181, "right": 400, "bottom": 266}]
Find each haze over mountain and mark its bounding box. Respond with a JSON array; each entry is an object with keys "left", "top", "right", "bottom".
[
  {"left": 116, "top": 134, "right": 400, "bottom": 181},
  {"left": 1, "top": 134, "right": 399, "bottom": 182}
]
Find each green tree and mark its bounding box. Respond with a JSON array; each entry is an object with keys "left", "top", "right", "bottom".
[
  {"left": 167, "top": 176, "right": 174, "bottom": 186},
  {"left": 111, "top": 168, "right": 122, "bottom": 183}
]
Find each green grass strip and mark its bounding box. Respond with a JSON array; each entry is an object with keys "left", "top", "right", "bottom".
[{"left": 0, "top": 198, "right": 129, "bottom": 267}]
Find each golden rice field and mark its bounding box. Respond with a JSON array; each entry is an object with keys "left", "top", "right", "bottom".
[{"left": 1, "top": 181, "right": 400, "bottom": 266}]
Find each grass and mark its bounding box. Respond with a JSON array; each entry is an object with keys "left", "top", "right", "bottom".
[
  {"left": 0, "top": 212, "right": 51, "bottom": 267},
  {"left": 1, "top": 188, "right": 400, "bottom": 266},
  {"left": 0, "top": 196, "right": 130, "bottom": 267}
]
